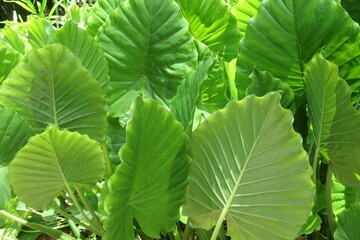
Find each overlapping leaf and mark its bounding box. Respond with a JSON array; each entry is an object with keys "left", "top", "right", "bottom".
[
  {"left": 183, "top": 92, "right": 314, "bottom": 240},
  {"left": 334, "top": 203, "right": 360, "bottom": 240},
  {"left": 104, "top": 98, "right": 189, "bottom": 239},
  {"left": 0, "top": 43, "right": 106, "bottom": 141},
  {"left": 0, "top": 107, "right": 33, "bottom": 166},
  {"left": 236, "top": 0, "right": 359, "bottom": 97},
  {"left": 54, "top": 21, "right": 109, "bottom": 94},
  {"left": 177, "top": 0, "right": 240, "bottom": 61},
  {"left": 231, "top": 0, "right": 263, "bottom": 37},
  {"left": 0, "top": 167, "right": 11, "bottom": 210},
  {"left": 304, "top": 54, "right": 360, "bottom": 187},
  {"left": 0, "top": 41, "right": 21, "bottom": 84},
  {"left": 9, "top": 126, "right": 105, "bottom": 210},
  {"left": 97, "top": 0, "right": 197, "bottom": 117}
]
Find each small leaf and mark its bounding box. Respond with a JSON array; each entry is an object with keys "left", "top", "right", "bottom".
[
  {"left": 246, "top": 68, "right": 294, "bottom": 109},
  {"left": 332, "top": 176, "right": 360, "bottom": 218},
  {"left": 104, "top": 98, "right": 189, "bottom": 239},
  {"left": 183, "top": 92, "right": 314, "bottom": 240},
  {"left": 299, "top": 213, "right": 322, "bottom": 235},
  {"left": 9, "top": 126, "right": 105, "bottom": 210},
  {"left": 0, "top": 41, "right": 21, "bottom": 84},
  {"left": 334, "top": 203, "right": 360, "bottom": 240}
]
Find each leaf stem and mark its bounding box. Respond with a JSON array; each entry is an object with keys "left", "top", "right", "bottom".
[
  {"left": 182, "top": 220, "right": 191, "bottom": 240},
  {"left": 101, "top": 143, "right": 114, "bottom": 177},
  {"left": 0, "top": 210, "right": 74, "bottom": 240},
  {"left": 325, "top": 167, "right": 335, "bottom": 239}
]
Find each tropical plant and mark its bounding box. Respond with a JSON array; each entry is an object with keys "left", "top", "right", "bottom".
[{"left": 0, "top": 0, "right": 359, "bottom": 239}]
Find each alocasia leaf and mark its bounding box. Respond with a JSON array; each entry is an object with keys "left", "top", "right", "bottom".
[
  {"left": 176, "top": 0, "right": 240, "bottom": 61},
  {"left": 183, "top": 92, "right": 314, "bottom": 240},
  {"left": 340, "top": 0, "right": 360, "bottom": 24},
  {"left": 0, "top": 41, "right": 21, "bottom": 84},
  {"left": 231, "top": 0, "right": 263, "bottom": 37},
  {"left": 334, "top": 203, "right": 360, "bottom": 240},
  {"left": 9, "top": 126, "right": 105, "bottom": 210},
  {"left": 0, "top": 43, "right": 107, "bottom": 141},
  {"left": 1, "top": 26, "right": 26, "bottom": 54},
  {"left": 86, "top": 0, "right": 124, "bottom": 36},
  {"left": 97, "top": 0, "right": 197, "bottom": 117},
  {"left": 332, "top": 176, "right": 360, "bottom": 217},
  {"left": 104, "top": 98, "right": 189, "bottom": 239},
  {"left": 0, "top": 166, "right": 11, "bottom": 210},
  {"left": 304, "top": 54, "right": 360, "bottom": 187},
  {"left": 236, "top": 0, "right": 359, "bottom": 97},
  {"left": 246, "top": 68, "right": 294, "bottom": 109},
  {"left": 0, "top": 107, "right": 33, "bottom": 166},
  {"left": 25, "top": 17, "right": 54, "bottom": 49},
  {"left": 54, "top": 21, "right": 109, "bottom": 94}
]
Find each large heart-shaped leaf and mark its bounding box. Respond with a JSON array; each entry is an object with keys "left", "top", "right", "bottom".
[
  {"left": 0, "top": 41, "right": 21, "bottom": 84},
  {"left": 0, "top": 43, "right": 107, "bottom": 141},
  {"left": 0, "top": 107, "right": 33, "bottom": 166},
  {"left": 104, "top": 98, "right": 189, "bottom": 239},
  {"left": 9, "top": 126, "right": 105, "bottom": 210},
  {"left": 183, "top": 92, "right": 314, "bottom": 240},
  {"left": 54, "top": 21, "right": 109, "bottom": 94},
  {"left": 177, "top": 0, "right": 240, "bottom": 61},
  {"left": 97, "top": 0, "right": 197, "bottom": 117},
  {"left": 304, "top": 54, "right": 360, "bottom": 187},
  {"left": 236, "top": 0, "right": 359, "bottom": 97}
]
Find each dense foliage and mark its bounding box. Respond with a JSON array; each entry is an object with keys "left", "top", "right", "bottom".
[{"left": 0, "top": 0, "right": 360, "bottom": 239}]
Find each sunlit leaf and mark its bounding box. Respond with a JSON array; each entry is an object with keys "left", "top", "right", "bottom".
[
  {"left": 334, "top": 203, "right": 360, "bottom": 240},
  {"left": 0, "top": 167, "right": 11, "bottom": 210},
  {"left": 183, "top": 92, "right": 314, "bottom": 240}
]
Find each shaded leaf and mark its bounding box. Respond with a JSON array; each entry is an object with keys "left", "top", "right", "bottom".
[
  {"left": 0, "top": 43, "right": 107, "bottom": 141},
  {"left": 183, "top": 92, "right": 314, "bottom": 240},
  {"left": 104, "top": 98, "right": 189, "bottom": 239},
  {"left": 97, "top": 0, "right": 197, "bottom": 117},
  {"left": 9, "top": 126, "right": 105, "bottom": 210},
  {"left": 246, "top": 68, "right": 294, "bottom": 109},
  {"left": 0, "top": 107, "right": 33, "bottom": 166},
  {"left": 177, "top": 0, "right": 240, "bottom": 61},
  {"left": 299, "top": 213, "right": 322, "bottom": 235}
]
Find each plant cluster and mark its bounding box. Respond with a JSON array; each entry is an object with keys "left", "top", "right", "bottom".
[{"left": 0, "top": 0, "right": 360, "bottom": 239}]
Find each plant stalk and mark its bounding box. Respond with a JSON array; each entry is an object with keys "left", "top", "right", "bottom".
[
  {"left": 0, "top": 210, "right": 74, "bottom": 240},
  {"left": 102, "top": 143, "right": 114, "bottom": 177},
  {"left": 325, "top": 167, "right": 335, "bottom": 240}
]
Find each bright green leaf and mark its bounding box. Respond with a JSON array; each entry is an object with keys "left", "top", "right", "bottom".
[
  {"left": 104, "top": 98, "right": 189, "bottom": 239},
  {"left": 183, "top": 92, "right": 314, "bottom": 240},
  {"left": 9, "top": 126, "right": 105, "bottom": 210},
  {"left": 1, "top": 26, "right": 26, "bottom": 54},
  {"left": 299, "top": 212, "right": 322, "bottom": 235},
  {"left": 25, "top": 17, "right": 54, "bottom": 49},
  {"left": 231, "top": 0, "right": 263, "bottom": 37},
  {"left": 304, "top": 54, "right": 360, "bottom": 187},
  {"left": 334, "top": 203, "right": 360, "bottom": 240},
  {"left": 236, "top": 0, "right": 359, "bottom": 97},
  {"left": 332, "top": 176, "right": 360, "bottom": 218},
  {"left": 246, "top": 68, "right": 294, "bottom": 109},
  {"left": 0, "top": 43, "right": 107, "bottom": 141},
  {"left": 0, "top": 107, "right": 33, "bottom": 166},
  {"left": 97, "top": 0, "right": 197, "bottom": 117},
  {"left": 0, "top": 41, "right": 21, "bottom": 84},
  {"left": 54, "top": 21, "right": 109, "bottom": 94},
  {"left": 0, "top": 167, "right": 11, "bottom": 210},
  {"left": 177, "top": 0, "right": 240, "bottom": 61}
]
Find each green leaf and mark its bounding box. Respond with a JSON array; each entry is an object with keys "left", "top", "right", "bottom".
[
  {"left": 304, "top": 54, "right": 360, "bottom": 187},
  {"left": 9, "top": 126, "right": 105, "bottom": 210},
  {"left": 341, "top": 0, "right": 360, "bottom": 24},
  {"left": 299, "top": 213, "right": 322, "bottom": 235},
  {"left": 183, "top": 92, "right": 314, "bottom": 240},
  {"left": 1, "top": 26, "right": 26, "bottom": 54},
  {"left": 86, "top": 0, "right": 124, "bottom": 36},
  {"left": 334, "top": 203, "right": 360, "bottom": 240},
  {"left": 0, "top": 107, "right": 33, "bottom": 166},
  {"left": 0, "top": 41, "right": 21, "bottom": 84},
  {"left": 104, "top": 98, "right": 189, "bottom": 239},
  {"left": 0, "top": 43, "right": 107, "bottom": 141},
  {"left": 236, "top": 0, "right": 359, "bottom": 97},
  {"left": 0, "top": 167, "right": 11, "bottom": 210},
  {"left": 231, "top": 0, "right": 263, "bottom": 38},
  {"left": 332, "top": 176, "right": 360, "bottom": 218},
  {"left": 25, "top": 17, "right": 54, "bottom": 49},
  {"left": 54, "top": 21, "right": 109, "bottom": 94},
  {"left": 246, "top": 68, "right": 294, "bottom": 109},
  {"left": 198, "top": 57, "right": 230, "bottom": 113},
  {"left": 97, "top": 0, "right": 197, "bottom": 117},
  {"left": 177, "top": 0, "right": 240, "bottom": 61}
]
